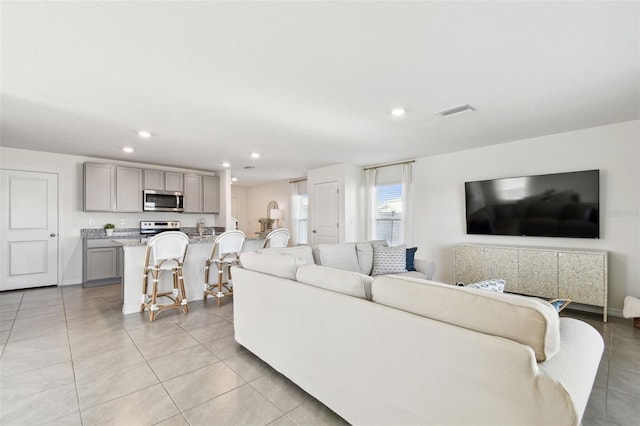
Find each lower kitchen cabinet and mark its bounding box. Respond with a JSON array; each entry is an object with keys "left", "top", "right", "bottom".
[{"left": 83, "top": 239, "right": 123, "bottom": 287}]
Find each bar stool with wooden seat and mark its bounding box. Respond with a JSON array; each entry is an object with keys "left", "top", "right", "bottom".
[
  {"left": 262, "top": 228, "right": 290, "bottom": 249},
  {"left": 204, "top": 230, "right": 245, "bottom": 306},
  {"left": 140, "top": 231, "right": 190, "bottom": 321}
]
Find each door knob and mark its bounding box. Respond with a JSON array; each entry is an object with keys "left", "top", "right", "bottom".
[
  {"left": 50, "top": 233, "right": 56, "bottom": 237},
  {"left": 312, "top": 230, "right": 317, "bottom": 233}
]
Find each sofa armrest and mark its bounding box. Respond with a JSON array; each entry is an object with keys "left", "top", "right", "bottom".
[{"left": 413, "top": 259, "right": 436, "bottom": 280}]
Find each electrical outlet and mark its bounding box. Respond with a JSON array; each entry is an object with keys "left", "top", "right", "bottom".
[
  {"left": 120, "top": 219, "right": 126, "bottom": 225},
  {"left": 89, "top": 220, "right": 94, "bottom": 226}
]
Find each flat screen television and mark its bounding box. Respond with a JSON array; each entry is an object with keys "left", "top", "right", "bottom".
[{"left": 465, "top": 170, "right": 600, "bottom": 238}]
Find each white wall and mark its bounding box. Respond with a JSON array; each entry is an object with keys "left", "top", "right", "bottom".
[
  {"left": 412, "top": 120, "right": 640, "bottom": 315},
  {"left": 0, "top": 147, "right": 223, "bottom": 285},
  {"left": 245, "top": 181, "right": 291, "bottom": 237}
]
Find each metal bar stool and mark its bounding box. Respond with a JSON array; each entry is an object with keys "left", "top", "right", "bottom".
[
  {"left": 204, "top": 230, "right": 245, "bottom": 306},
  {"left": 141, "top": 231, "right": 190, "bottom": 321},
  {"left": 262, "top": 228, "right": 290, "bottom": 249}
]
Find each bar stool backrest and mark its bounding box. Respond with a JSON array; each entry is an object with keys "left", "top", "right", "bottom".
[
  {"left": 262, "top": 228, "right": 290, "bottom": 248},
  {"left": 146, "top": 231, "right": 190, "bottom": 267},
  {"left": 211, "top": 230, "right": 246, "bottom": 261}
]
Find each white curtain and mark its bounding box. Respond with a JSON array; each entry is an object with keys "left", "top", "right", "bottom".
[
  {"left": 402, "top": 162, "right": 413, "bottom": 247},
  {"left": 289, "top": 181, "right": 300, "bottom": 246},
  {"left": 365, "top": 168, "right": 378, "bottom": 241}
]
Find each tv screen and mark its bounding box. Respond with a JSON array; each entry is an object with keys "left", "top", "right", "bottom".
[{"left": 465, "top": 170, "right": 600, "bottom": 238}]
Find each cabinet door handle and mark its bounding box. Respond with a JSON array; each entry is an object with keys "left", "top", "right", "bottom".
[{"left": 50, "top": 233, "right": 56, "bottom": 237}]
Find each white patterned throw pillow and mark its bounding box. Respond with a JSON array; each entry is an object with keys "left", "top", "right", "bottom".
[
  {"left": 372, "top": 244, "right": 407, "bottom": 276},
  {"left": 465, "top": 279, "right": 506, "bottom": 293}
]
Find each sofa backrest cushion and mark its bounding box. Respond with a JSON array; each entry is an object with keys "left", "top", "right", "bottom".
[
  {"left": 355, "top": 240, "right": 388, "bottom": 275},
  {"left": 239, "top": 252, "right": 303, "bottom": 280},
  {"left": 372, "top": 276, "right": 560, "bottom": 362},
  {"left": 312, "top": 243, "right": 360, "bottom": 273},
  {"left": 258, "top": 246, "right": 315, "bottom": 265},
  {"left": 296, "top": 265, "right": 372, "bottom": 300}
]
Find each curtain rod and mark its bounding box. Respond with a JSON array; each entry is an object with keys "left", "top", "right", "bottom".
[
  {"left": 363, "top": 159, "right": 415, "bottom": 171},
  {"left": 289, "top": 177, "right": 308, "bottom": 184}
]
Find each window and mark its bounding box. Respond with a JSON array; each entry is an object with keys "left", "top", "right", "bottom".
[
  {"left": 290, "top": 180, "right": 308, "bottom": 245},
  {"left": 296, "top": 192, "right": 308, "bottom": 245},
  {"left": 366, "top": 162, "right": 413, "bottom": 246},
  {"left": 375, "top": 183, "right": 403, "bottom": 246}
]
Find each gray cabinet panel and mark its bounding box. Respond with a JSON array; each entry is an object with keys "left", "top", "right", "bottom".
[
  {"left": 203, "top": 175, "right": 220, "bottom": 213},
  {"left": 165, "top": 172, "right": 184, "bottom": 192},
  {"left": 86, "top": 247, "right": 118, "bottom": 281},
  {"left": 484, "top": 247, "right": 519, "bottom": 293},
  {"left": 144, "top": 170, "right": 183, "bottom": 192},
  {"left": 116, "top": 166, "right": 143, "bottom": 212},
  {"left": 183, "top": 173, "right": 203, "bottom": 213},
  {"left": 518, "top": 249, "right": 557, "bottom": 298},
  {"left": 454, "top": 245, "right": 484, "bottom": 284},
  {"left": 559, "top": 252, "right": 607, "bottom": 306},
  {"left": 84, "top": 163, "right": 116, "bottom": 212},
  {"left": 144, "top": 169, "right": 164, "bottom": 190}
]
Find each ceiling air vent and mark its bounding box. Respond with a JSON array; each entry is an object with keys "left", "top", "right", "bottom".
[
  {"left": 438, "top": 104, "right": 476, "bottom": 118},
  {"left": 243, "top": 165, "right": 255, "bottom": 170}
]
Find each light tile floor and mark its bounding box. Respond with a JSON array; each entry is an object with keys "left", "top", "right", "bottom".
[{"left": 0, "top": 284, "right": 638, "bottom": 425}]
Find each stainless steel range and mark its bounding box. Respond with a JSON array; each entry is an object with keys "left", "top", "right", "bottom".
[{"left": 140, "top": 221, "right": 181, "bottom": 237}]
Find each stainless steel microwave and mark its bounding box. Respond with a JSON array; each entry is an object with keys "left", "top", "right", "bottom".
[{"left": 143, "top": 190, "right": 184, "bottom": 212}]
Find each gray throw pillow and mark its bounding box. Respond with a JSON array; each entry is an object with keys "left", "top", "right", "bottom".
[{"left": 372, "top": 244, "right": 407, "bottom": 276}]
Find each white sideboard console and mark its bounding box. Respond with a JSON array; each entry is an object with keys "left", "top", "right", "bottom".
[{"left": 454, "top": 244, "right": 608, "bottom": 321}]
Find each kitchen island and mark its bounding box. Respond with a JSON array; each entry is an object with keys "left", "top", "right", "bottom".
[{"left": 114, "top": 236, "right": 264, "bottom": 315}]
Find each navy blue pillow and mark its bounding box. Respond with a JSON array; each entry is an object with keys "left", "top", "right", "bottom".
[{"left": 406, "top": 247, "right": 418, "bottom": 271}]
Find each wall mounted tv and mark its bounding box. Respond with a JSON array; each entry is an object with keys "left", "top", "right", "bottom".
[{"left": 465, "top": 170, "right": 600, "bottom": 238}]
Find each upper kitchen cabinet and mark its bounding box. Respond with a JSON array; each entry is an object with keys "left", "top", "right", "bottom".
[
  {"left": 116, "top": 166, "right": 143, "bottom": 212},
  {"left": 183, "top": 173, "right": 203, "bottom": 213},
  {"left": 183, "top": 173, "right": 220, "bottom": 213},
  {"left": 144, "top": 169, "right": 183, "bottom": 192},
  {"left": 203, "top": 175, "right": 220, "bottom": 213},
  {"left": 84, "top": 162, "right": 116, "bottom": 212}
]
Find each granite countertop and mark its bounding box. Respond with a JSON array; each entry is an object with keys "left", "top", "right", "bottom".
[{"left": 112, "top": 235, "right": 218, "bottom": 247}]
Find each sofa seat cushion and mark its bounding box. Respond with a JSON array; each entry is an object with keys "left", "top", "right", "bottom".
[
  {"left": 258, "top": 246, "right": 315, "bottom": 265},
  {"left": 240, "top": 252, "right": 303, "bottom": 280},
  {"left": 313, "top": 243, "right": 360, "bottom": 273},
  {"left": 372, "top": 276, "right": 560, "bottom": 362},
  {"left": 296, "top": 265, "right": 373, "bottom": 300}
]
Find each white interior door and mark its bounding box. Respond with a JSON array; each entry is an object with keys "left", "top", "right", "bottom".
[
  {"left": 1, "top": 170, "right": 59, "bottom": 290},
  {"left": 311, "top": 181, "right": 339, "bottom": 245}
]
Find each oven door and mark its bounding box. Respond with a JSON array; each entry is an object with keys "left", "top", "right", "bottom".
[{"left": 143, "top": 190, "right": 184, "bottom": 212}]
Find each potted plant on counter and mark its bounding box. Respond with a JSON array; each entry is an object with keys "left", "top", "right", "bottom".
[{"left": 104, "top": 223, "right": 115, "bottom": 237}]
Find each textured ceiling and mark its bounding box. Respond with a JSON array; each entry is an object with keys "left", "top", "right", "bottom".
[{"left": 1, "top": 1, "right": 639, "bottom": 186}]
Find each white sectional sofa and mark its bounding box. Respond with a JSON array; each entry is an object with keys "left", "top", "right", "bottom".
[
  {"left": 261, "top": 240, "right": 437, "bottom": 280},
  {"left": 233, "top": 247, "right": 603, "bottom": 426}
]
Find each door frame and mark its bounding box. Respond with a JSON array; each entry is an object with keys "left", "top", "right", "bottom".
[{"left": 1, "top": 168, "right": 62, "bottom": 288}]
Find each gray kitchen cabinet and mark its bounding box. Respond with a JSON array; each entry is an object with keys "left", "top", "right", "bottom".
[
  {"left": 165, "top": 172, "right": 183, "bottom": 192},
  {"left": 144, "top": 169, "right": 184, "bottom": 192},
  {"left": 183, "top": 173, "right": 203, "bottom": 213},
  {"left": 83, "top": 239, "right": 122, "bottom": 286},
  {"left": 203, "top": 175, "right": 220, "bottom": 213},
  {"left": 116, "top": 166, "right": 143, "bottom": 212},
  {"left": 84, "top": 162, "right": 116, "bottom": 212},
  {"left": 144, "top": 169, "right": 164, "bottom": 190}
]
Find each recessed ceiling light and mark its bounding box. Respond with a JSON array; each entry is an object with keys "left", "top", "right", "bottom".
[
  {"left": 221, "top": 162, "right": 231, "bottom": 168},
  {"left": 251, "top": 152, "right": 261, "bottom": 159},
  {"left": 231, "top": 177, "right": 238, "bottom": 182},
  {"left": 390, "top": 108, "right": 406, "bottom": 117},
  {"left": 123, "top": 147, "right": 134, "bottom": 153},
  {"left": 138, "top": 130, "right": 152, "bottom": 138}
]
